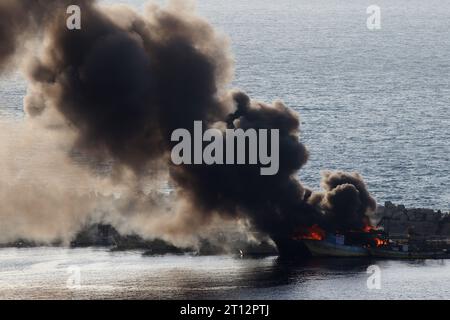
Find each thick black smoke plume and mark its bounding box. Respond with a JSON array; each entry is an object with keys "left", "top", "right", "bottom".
[
  {"left": 0, "top": 0, "right": 376, "bottom": 248},
  {"left": 308, "top": 171, "right": 377, "bottom": 231}
]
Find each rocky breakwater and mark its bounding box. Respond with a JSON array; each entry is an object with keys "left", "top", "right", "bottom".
[{"left": 376, "top": 202, "right": 450, "bottom": 237}]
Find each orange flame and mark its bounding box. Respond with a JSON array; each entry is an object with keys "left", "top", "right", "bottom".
[
  {"left": 374, "top": 237, "right": 387, "bottom": 247},
  {"left": 364, "top": 225, "right": 387, "bottom": 247},
  {"left": 292, "top": 224, "right": 325, "bottom": 241}
]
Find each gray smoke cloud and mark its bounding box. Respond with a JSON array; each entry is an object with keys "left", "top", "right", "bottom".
[
  {"left": 0, "top": 0, "right": 376, "bottom": 251},
  {"left": 0, "top": 0, "right": 66, "bottom": 71}
]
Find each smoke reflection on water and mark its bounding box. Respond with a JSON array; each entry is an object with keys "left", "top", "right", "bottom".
[{"left": 1, "top": 247, "right": 450, "bottom": 299}]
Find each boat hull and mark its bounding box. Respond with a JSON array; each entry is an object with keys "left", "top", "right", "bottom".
[
  {"left": 303, "top": 239, "right": 369, "bottom": 257},
  {"left": 272, "top": 237, "right": 312, "bottom": 259},
  {"left": 370, "top": 248, "right": 449, "bottom": 259}
]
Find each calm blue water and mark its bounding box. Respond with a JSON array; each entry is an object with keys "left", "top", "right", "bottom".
[{"left": 1, "top": 0, "right": 448, "bottom": 209}]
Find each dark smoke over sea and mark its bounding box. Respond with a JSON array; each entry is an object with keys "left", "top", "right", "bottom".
[{"left": 0, "top": 0, "right": 376, "bottom": 249}]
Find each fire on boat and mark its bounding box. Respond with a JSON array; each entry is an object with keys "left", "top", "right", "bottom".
[{"left": 277, "top": 223, "right": 450, "bottom": 259}]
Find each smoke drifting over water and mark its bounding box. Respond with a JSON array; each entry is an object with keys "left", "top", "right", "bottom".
[{"left": 0, "top": 0, "right": 376, "bottom": 249}]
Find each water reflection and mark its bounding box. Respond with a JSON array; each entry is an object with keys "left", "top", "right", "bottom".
[
  {"left": 2, "top": 248, "right": 450, "bottom": 299},
  {"left": 151, "top": 256, "right": 376, "bottom": 299}
]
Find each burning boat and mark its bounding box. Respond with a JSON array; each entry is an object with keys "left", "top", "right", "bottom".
[
  {"left": 289, "top": 225, "right": 388, "bottom": 258},
  {"left": 287, "top": 223, "right": 450, "bottom": 259},
  {"left": 303, "top": 235, "right": 369, "bottom": 257}
]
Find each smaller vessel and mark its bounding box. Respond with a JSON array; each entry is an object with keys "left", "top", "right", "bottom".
[{"left": 370, "top": 245, "right": 450, "bottom": 259}]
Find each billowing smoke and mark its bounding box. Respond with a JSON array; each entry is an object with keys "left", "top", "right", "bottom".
[
  {"left": 173, "top": 90, "right": 322, "bottom": 239},
  {"left": 0, "top": 0, "right": 376, "bottom": 250},
  {"left": 0, "top": 0, "right": 65, "bottom": 71},
  {"left": 308, "top": 171, "right": 377, "bottom": 231}
]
